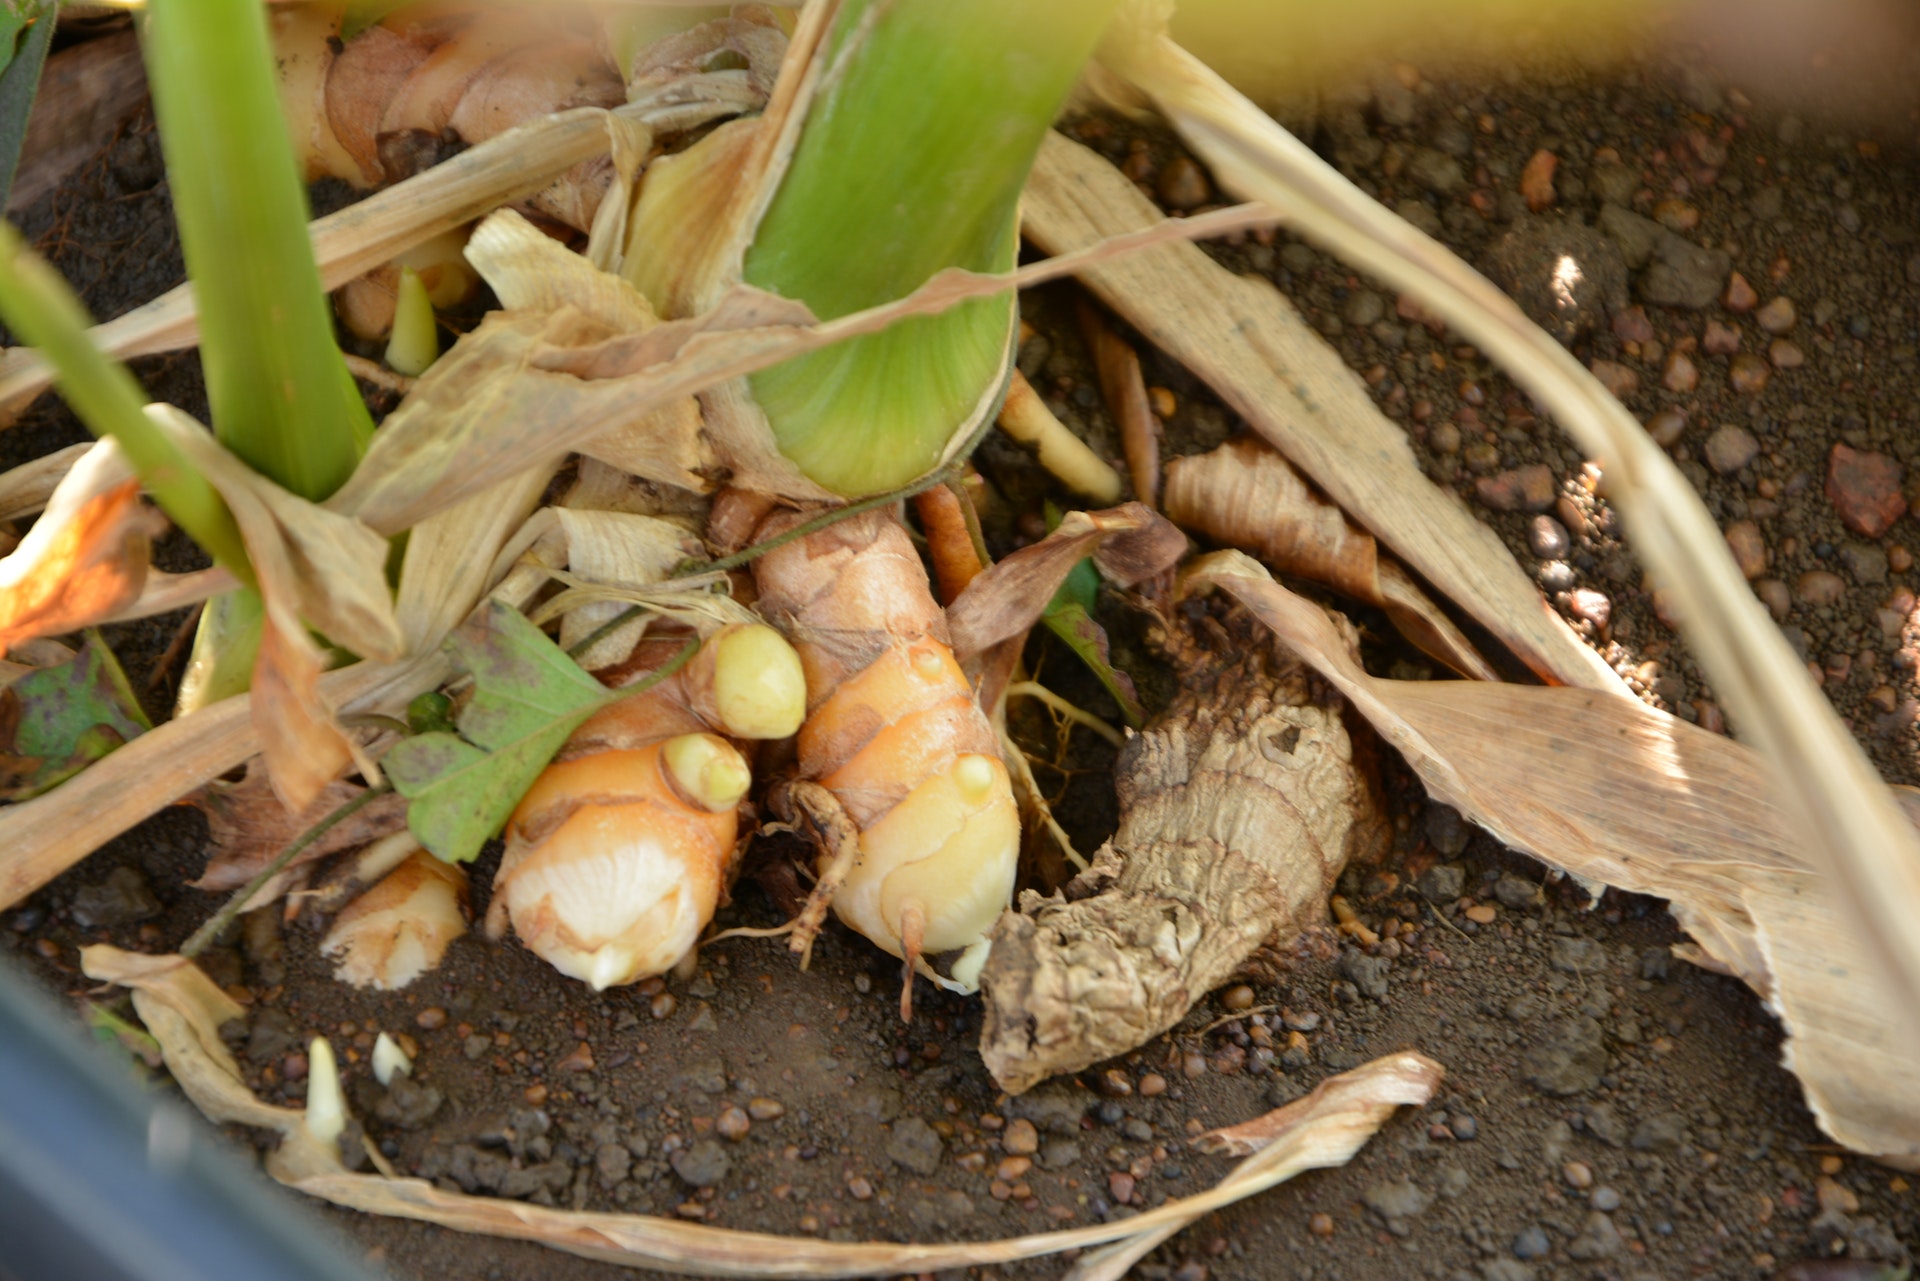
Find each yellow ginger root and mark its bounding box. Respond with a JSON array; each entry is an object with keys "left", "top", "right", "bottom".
[
  {"left": 486, "top": 625, "right": 803, "bottom": 990},
  {"left": 751, "top": 508, "right": 1020, "bottom": 996}
]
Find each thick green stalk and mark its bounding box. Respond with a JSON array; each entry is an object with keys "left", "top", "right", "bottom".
[
  {"left": 743, "top": 0, "right": 1120, "bottom": 497},
  {"left": 143, "top": 0, "right": 373, "bottom": 500},
  {"left": 0, "top": 222, "right": 251, "bottom": 582}
]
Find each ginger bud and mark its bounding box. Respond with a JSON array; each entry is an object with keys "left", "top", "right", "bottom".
[
  {"left": 320, "top": 848, "right": 469, "bottom": 991},
  {"left": 488, "top": 737, "right": 745, "bottom": 990}
]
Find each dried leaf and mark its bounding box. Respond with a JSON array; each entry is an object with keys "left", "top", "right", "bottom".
[
  {"left": 384, "top": 600, "right": 612, "bottom": 864},
  {"left": 947, "top": 503, "right": 1184, "bottom": 662},
  {"left": 1106, "top": 25, "right": 1920, "bottom": 1078},
  {"left": 1184, "top": 551, "right": 1920, "bottom": 1168},
  {"left": 0, "top": 439, "right": 159, "bottom": 649},
  {"left": 0, "top": 439, "right": 86, "bottom": 519},
  {"left": 191, "top": 765, "right": 407, "bottom": 893},
  {"left": 6, "top": 29, "right": 146, "bottom": 214},
  {"left": 1166, "top": 437, "right": 1497, "bottom": 679},
  {"left": 151, "top": 406, "right": 401, "bottom": 810},
  {"left": 0, "top": 529, "right": 561, "bottom": 915},
  {"left": 1022, "top": 131, "right": 1614, "bottom": 692},
  {"left": 0, "top": 634, "right": 148, "bottom": 799},
  {"left": 83, "top": 942, "right": 1437, "bottom": 1280}
]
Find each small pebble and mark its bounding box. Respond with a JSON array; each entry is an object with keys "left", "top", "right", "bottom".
[
  {"left": 1661, "top": 351, "right": 1698, "bottom": 393},
  {"left": 1826, "top": 443, "right": 1907, "bottom": 537},
  {"left": 1799, "top": 569, "right": 1841, "bottom": 610},
  {"left": 748, "top": 1097, "right": 786, "bottom": 1121},
  {"left": 1728, "top": 352, "right": 1771, "bottom": 394},
  {"left": 1182, "top": 1053, "right": 1209, "bottom": 1079},
  {"left": 1097, "top": 1068, "right": 1133, "bottom": 1097},
  {"left": 1589, "top": 359, "right": 1638, "bottom": 398},
  {"left": 1702, "top": 319, "right": 1741, "bottom": 354},
  {"left": 1108, "top": 1171, "right": 1137, "bottom": 1205},
  {"left": 997, "top": 1156, "right": 1032, "bottom": 1181},
  {"left": 1527, "top": 515, "right": 1570, "bottom": 559},
  {"left": 1513, "top": 1226, "right": 1552, "bottom": 1260},
  {"left": 1221, "top": 984, "right": 1255, "bottom": 1012},
  {"left": 651, "top": 993, "right": 678, "bottom": 1020},
  {"left": 1465, "top": 904, "right": 1498, "bottom": 925},
  {"left": 1703, "top": 425, "right": 1760, "bottom": 474},
  {"left": 1139, "top": 1073, "right": 1168, "bottom": 1097},
  {"left": 1158, "top": 155, "right": 1212, "bottom": 210},
  {"left": 1724, "top": 520, "right": 1768, "bottom": 578},
  {"left": 1756, "top": 295, "right": 1797, "bottom": 333},
  {"left": 1756, "top": 578, "right": 1792, "bottom": 621},
  {"left": 1003, "top": 1119, "right": 1040, "bottom": 1155},
  {"left": 1569, "top": 589, "right": 1612, "bottom": 629},
  {"left": 1451, "top": 1115, "right": 1479, "bottom": 1141},
  {"left": 1476, "top": 464, "right": 1557, "bottom": 513},
  {"left": 1563, "top": 1160, "right": 1594, "bottom": 1189},
  {"left": 1520, "top": 149, "right": 1558, "bottom": 210},
  {"left": 1722, "top": 272, "right": 1758, "bottom": 311},
  {"left": 1769, "top": 338, "right": 1805, "bottom": 369},
  {"left": 415, "top": 1008, "right": 448, "bottom": 1030},
  {"left": 1309, "top": 1212, "right": 1336, "bottom": 1237},
  {"left": 847, "top": 1176, "right": 874, "bottom": 1201},
  {"left": 1645, "top": 409, "right": 1687, "bottom": 447},
  {"left": 1591, "top": 1186, "right": 1623, "bottom": 1212},
  {"left": 716, "top": 1107, "right": 750, "bottom": 1141}
]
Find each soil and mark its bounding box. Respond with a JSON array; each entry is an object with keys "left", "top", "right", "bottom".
[{"left": 4, "top": 27, "right": 1919, "bottom": 1281}]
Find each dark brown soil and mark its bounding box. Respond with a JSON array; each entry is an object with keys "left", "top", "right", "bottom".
[{"left": 4, "top": 30, "right": 1918, "bottom": 1281}]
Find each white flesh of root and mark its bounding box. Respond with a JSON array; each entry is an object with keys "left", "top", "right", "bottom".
[
  {"left": 320, "top": 847, "right": 469, "bottom": 991},
  {"left": 488, "top": 734, "right": 747, "bottom": 991}
]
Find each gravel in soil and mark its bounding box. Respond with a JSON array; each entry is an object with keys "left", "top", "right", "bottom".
[{"left": 6, "top": 33, "right": 1920, "bottom": 1281}]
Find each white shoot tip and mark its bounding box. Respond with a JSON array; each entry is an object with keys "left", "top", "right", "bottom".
[
  {"left": 305, "top": 1037, "right": 346, "bottom": 1145},
  {"left": 371, "top": 1031, "right": 412, "bottom": 1086}
]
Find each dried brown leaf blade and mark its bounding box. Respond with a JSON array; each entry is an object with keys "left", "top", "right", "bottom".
[
  {"left": 1021, "top": 131, "right": 1615, "bottom": 693},
  {"left": 1165, "top": 437, "right": 1497, "bottom": 679},
  {"left": 945, "top": 502, "right": 1185, "bottom": 661},
  {"left": 81, "top": 942, "right": 1436, "bottom": 1279},
  {"left": 1185, "top": 552, "right": 1920, "bottom": 1168},
  {"left": 0, "top": 440, "right": 159, "bottom": 649},
  {"left": 191, "top": 765, "right": 406, "bottom": 893},
  {"left": 1106, "top": 18, "right": 1920, "bottom": 1076}
]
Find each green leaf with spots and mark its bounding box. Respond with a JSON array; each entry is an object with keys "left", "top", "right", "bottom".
[
  {"left": 383, "top": 601, "right": 611, "bottom": 864},
  {"left": 0, "top": 635, "right": 151, "bottom": 800}
]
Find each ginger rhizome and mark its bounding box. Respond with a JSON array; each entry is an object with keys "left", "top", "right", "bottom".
[
  {"left": 486, "top": 624, "right": 804, "bottom": 990},
  {"left": 750, "top": 508, "right": 1020, "bottom": 997}
]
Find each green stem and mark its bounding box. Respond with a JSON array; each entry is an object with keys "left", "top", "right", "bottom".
[
  {"left": 0, "top": 223, "right": 253, "bottom": 582},
  {"left": 742, "top": 0, "right": 1121, "bottom": 496},
  {"left": 143, "top": 0, "right": 373, "bottom": 500}
]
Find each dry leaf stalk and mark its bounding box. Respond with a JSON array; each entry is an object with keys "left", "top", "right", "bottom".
[{"left": 81, "top": 942, "right": 1439, "bottom": 1279}]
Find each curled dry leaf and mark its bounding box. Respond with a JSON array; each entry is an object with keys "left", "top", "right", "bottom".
[
  {"left": 7, "top": 29, "right": 148, "bottom": 215},
  {"left": 82, "top": 942, "right": 1437, "bottom": 1279},
  {"left": 1184, "top": 551, "right": 1920, "bottom": 1169},
  {"left": 322, "top": 847, "right": 469, "bottom": 991},
  {"left": 944, "top": 502, "right": 1186, "bottom": 662},
  {"left": 1062, "top": 1050, "right": 1443, "bottom": 1281},
  {"left": 0, "top": 439, "right": 159, "bottom": 651},
  {"left": 1165, "top": 437, "right": 1498, "bottom": 680},
  {"left": 979, "top": 609, "right": 1388, "bottom": 1094},
  {"left": 1021, "top": 130, "right": 1617, "bottom": 693},
  {"left": 153, "top": 406, "right": 402, "bottom": 812},
  {"left": 192, "top": 764, "right": 407, "bottom": 894}
]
